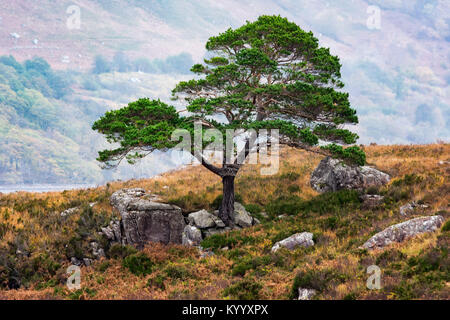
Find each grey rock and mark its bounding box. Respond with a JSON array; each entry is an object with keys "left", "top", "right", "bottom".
[
  {"left": 199, "top": 248, "right": 215, "bottom": 259},
  {"left": 310, "top": 157, "right": 390, "bottom": 193},
  {"left": 83, "top": 258, "right": 92, "bottom": 267},
  {"left": 188, "top": 209, "right": 217, "bottom": 229},
  {"left": 90, "top": 242, "right": 105, "bottom": 259},
  {"left": 234, "top": 202, "right": 253, "bottom": 227},
  {"left": 399, "top": 201, "right": 429, "bottom": 216},
  {"left": 271, "top": 232, "right": 314, "bottom": 253},
  {"left": 213, "top": 216, "right": 226, "bottom": 228},
  {"left": 70, "top": 257, "right": 83, "bottom": 266},
  {"left": 182, "top": 225, "right": 203, "bottom": 246},
  {"left": 60, "top": 207, "right": 79, "bottom": 217},
  {"left": 298, "top": 288, "right": 317, "bottom": 300},
  {"left": 361, "top": 194, "right": 384, "bottom": 209},
  {"left": 110, "top": 188, "right": 185, "bottom": 246},
  {"left": 202, "top": 228, "right": 228, "bottom": 238},
  {"left": 101, "top": 226, "right": 115, "bottom": 241},
  {"left": 362, "top": 215, "right": 444, "bottom": 250}
]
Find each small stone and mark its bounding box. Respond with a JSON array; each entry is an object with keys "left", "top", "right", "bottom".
[
  {"left": 272, "top": 232, "right": 314, "bottom": 253},
  {"left": 60, "top": 207, "right": 79, "bottom": 217},
  {"left": 70, "top": 257, "right": 83, "bottom": 266},
  {"left": 400, "top": 202, "right": 416, "bottom": 216},
  {"left": 83, "top": 258, "right": 92, "bottom": 267},
  {"left": 182, "top": 225, "right": 203, "bottom": 246},
  {"left": 298, "top": 288, "right": 317, "bottom": 300}
]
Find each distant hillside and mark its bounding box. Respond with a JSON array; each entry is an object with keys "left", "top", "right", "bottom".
[
  {"left": 0, "top": 0, "right": 448, "bottom": 184},
  {"left": 0, "top": 0, "right": 448, "bottom": 144}
]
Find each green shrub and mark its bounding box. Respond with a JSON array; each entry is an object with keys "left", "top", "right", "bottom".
[
  {"left": 168, "top": 192, "right": 208, "bottom": 212},
  {"left": 265, "top": 195, "right": 303, "bottom": 217},
  {"left": 122, "top": 253, "right": 154, "bottom": 276},
  {"left": 323, "top": 216, "right": 340, "bottom": 230},
  {"left": 244, "top": 204, "right": 263, "bottom": 215},
  {"left": 223, "top": 279, "right": 262, "bottom": 299},
  {"left": 147, "top": 274, "right": 166, "bottom": 290},
  {"left": 280, "top": 172, "right": 300, "bottom": 181},
  {"left": 290, "top": 269, "right": 348, "bottom": 299},
  {"left": 231, "top": 255, "right": 273, "bottom": 276},
  {"left": 108, "top": 244, "right": 137, "bottom": 259},
  {"left": 164, "top": 265, "right": 192, "bottom": 280},
  {"left": 441, "top": 220, "right": 450, "bottom": 232},
  {"left": 298, "top": 190, "right": 360, "bottom": 215},
  {"left": 287, "top": 185, "right": 300, "bottom": 193},
  {"left": 200, "top": 232, "right": 257, "bottom": 250},
  {"left": 392, "top": 174, "right": 423, "bottom": 187},
  {"left": 68, "top": 288, "right": 97, "bottom": 300},
  {"left": 97, "top": 261, "right": 111, "bottom": 273},
  {"left": 211, "top": 194, "right": 243, "bottom": 210}
]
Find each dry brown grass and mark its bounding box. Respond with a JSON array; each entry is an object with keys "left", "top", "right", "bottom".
[{"left": 0, "top": 143, "right": 449, "bottom": 300}]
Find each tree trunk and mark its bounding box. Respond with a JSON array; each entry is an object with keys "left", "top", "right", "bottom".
[{"left": 219, "top": 175, "right": 235, "bottom": 227}]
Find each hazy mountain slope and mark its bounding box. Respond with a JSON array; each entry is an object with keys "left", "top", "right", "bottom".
[
  {"left": 0, "top": 55, "right": 189, "bottom": 184},
  {"left": 0, "top": 0, "right": 448, "bottom": 184}
]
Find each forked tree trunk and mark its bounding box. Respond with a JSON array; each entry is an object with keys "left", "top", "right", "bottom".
[{"left": 219, "top": 175, "right": 235, "bottom": 227}]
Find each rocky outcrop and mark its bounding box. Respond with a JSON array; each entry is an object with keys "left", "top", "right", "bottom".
[
  {"left": 362, "top": 215, "right": 444, "bottom": 250},
  {"left": 183, "top": 203, "right": 259, "bottom": 246},
  {"left": 110, "top": 188, "right": 185, "bottom": 247},
  {"left": 298, "top": 288, "right": 317, "bottom": 300},
  {"left": 107, "top": 190, "right": 258, "bottom": 248},
  {"left": 310, "top": 157, "right": 390, "bottom": 193},
  {"left": 271, "top": 232, "right": 314, "bottom": 253}
]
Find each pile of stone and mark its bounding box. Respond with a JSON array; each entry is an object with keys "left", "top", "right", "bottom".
[{"left": 183, "top": 203, "right": 259, "bottom": 246}]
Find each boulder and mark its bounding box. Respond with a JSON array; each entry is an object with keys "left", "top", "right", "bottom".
[
  {"left": 298, "top": 288, "right": 317, "bottom": 300},
  {"left": 271, "top": 232, "right": 314, "bottom": 253},
  {"left": 182, "top": 225, "right": 203, "bottom": 246},
  {"left": 110, "top": 188, "right": 185, "bottom": 246},
  {"left": 188, "top": 209, "right": 217, "bottom": 229},
  {"left": 362, "top": 215, "right": 444, "bottom": 250},
  {"left": 310, "top": 157, "right": 390, "bottom": 193},
  {"left": 234, "top": 202, "right": 253, "bottom": 227}
]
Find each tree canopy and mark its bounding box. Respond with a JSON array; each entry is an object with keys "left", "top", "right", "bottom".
[{"left": 94, "top": 15, "right": 365, "bottom": 169}]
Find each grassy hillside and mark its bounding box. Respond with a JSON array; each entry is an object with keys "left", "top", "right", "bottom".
[{"left": 0, "top": 144, "right": 448, "bottom": 300}]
